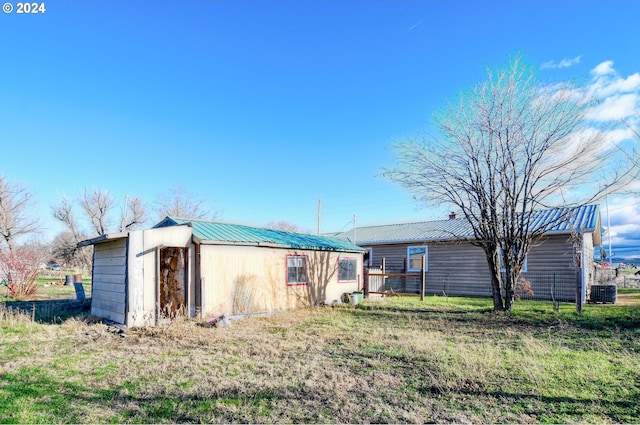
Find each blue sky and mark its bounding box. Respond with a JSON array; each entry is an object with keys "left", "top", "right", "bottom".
[{"left": 1, "top": 1, "right": 639, "bottom": 259}]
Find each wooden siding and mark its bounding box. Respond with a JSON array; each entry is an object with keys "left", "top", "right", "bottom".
[
  {"left": 367, "top": 241, "right": 489, "bottom": 273},
  {"left": 526, "top": 235, "right": 578, "bottom": 273},
  {"left": 89, "top": 226, "right": 193, "bottom": 327},
  {"left": 200, "top": 245, "right": 362, "bottom": 317},
  {"left": 366, "top": 235, "right": 582, "bottom": 274},
  {"left": 91, "top": 238, "right": 127, "bottom": 324},
  {"left": 364, "top": 233, "right": 593, "bottom": 301}
]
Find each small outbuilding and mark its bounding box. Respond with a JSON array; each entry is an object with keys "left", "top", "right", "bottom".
[{"left": 79, "top": 218, "right": 365, "bottom": 327}]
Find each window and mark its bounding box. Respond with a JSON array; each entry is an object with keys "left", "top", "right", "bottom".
[
  {"left": 364, "top": 248, "right": 373, "bottom": 268},
  {"left": 407, "top": 246, "right": 428, "bottom": 272},
  {"left": 499, "top": 247, "right": 528, "bottom": 273},
  {"left": 287, "top": 255, "right": 308, "bottom": 285},
  {"left": 338, "top": 257, "right": 357, "bottom": 282}
]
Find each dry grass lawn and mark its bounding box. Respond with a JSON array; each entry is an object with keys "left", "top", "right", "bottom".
[{"left": 1, "top": 296, "right": 639, "bottom": 423}]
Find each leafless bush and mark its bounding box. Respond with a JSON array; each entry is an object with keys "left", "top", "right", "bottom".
[
  {"left": 232, "top": 275, "right": 257, "bottom": 315},
  {"left": 0, "top": 245, "right": 44, "bottom": 299},
  {"left": 515, "top": 277, "right": 535, "bottom": 300}
]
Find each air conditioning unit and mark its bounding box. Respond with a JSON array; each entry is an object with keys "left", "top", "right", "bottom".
[{"left": 589, "top": 285, "right": 617, "bottom": 304}]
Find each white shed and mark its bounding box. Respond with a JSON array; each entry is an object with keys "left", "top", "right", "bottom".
[{"left": 80, "top": 218, "right": 365, "bottom": 327}]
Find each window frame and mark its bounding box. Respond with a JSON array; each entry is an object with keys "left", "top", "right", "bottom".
[
  {"left": 499, "top": 247, "right": 528, "bottom": 273},
  {"left": 364, "top": 248, "right": 373, "bottom": 268},
  {"left": 286, "top": 254, "right": 309, "bottom": 286},
  {"left": 338, "top": 256, "right": 358, "bottom": 283},
  {"left": 406, "top": 245, "right": 428, "bottom": 272}
]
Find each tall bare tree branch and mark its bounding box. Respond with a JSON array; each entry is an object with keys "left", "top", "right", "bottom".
[
  {"left": 383, "top": 54, "right": 640, "bottom": 311},
  {"left": 120, "top": 196, "right": 147, "bottom": 231},
  {"left": 0, "top": 176, "right": 40, "bottom": 250},
  {"left": 154, "top": 184, "right": 219, "bottom": 221},
  {"left": 79, "top": 188, "right": 113, "bottom": 236}
]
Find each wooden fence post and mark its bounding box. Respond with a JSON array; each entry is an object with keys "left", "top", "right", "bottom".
[
  {"left": 420, "top": 255, "right": 426, "bottom": 302},
  {"left": 576, "top": 269, "right": 583, "bottom": 313},
  {"left": 363, "top": 268, "right": 369, "bottom": 299},
  {"left": 381, "top": 258, "right": 386, "bottom": 292}
]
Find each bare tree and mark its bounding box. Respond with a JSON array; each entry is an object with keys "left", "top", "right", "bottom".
[
  {"left": 120, "top": 196, "right": 147, "bottom": 232},
  {"left": 55, "top": 188, "right": 147, "bottom": 237},
  {"left": 154, "top": 185, "right": 219, "bottom": 221},
  {"left": 79, "top": 188, "right": 113, "bottom": 236},
  {"left": 384, "top": 54, "right": 639, "bottom": 311},
  {"left": 52, "top": 198, "right": 93, "bottom": 269},
  {"left": 53, "top": 190, "right": 147, "bottom": 269},
  {"left": 49, "top": 231, "right": 92, "bottom": 270},
  {"left": 52, "top": 196, "right": 81, "bottom": 241},
  {"left": 0, "top": 176, "right": 40, "bottom": 250},
  {"left": 265, "top": 220, "right": 307, "bottom": 233}
]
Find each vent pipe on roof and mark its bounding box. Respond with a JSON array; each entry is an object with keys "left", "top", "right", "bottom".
[{"left": 449, "top": 212, "right": 457, "bottom": 220}]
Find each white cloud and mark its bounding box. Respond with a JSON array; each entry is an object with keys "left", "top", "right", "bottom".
[
  {"left": 591, "top": 60, "right": 615, "bottom": 76},
  {"left": 600, "top": 196, "right": 640, "bottom": 255},
  {"left": 586, "top": 93, "right": 640, "bottom": 121},
  {"left": 604, "top": 127, "right": 638, "bottom": 145},
  {"left": 541, "top": 55, "right": 582, "bottom": 70},
  {"left": 581, "top": 61, "right": 640, "bottom": 123},
  {"left": 588, "top": 72, "right": 640, "bottom": 100}
]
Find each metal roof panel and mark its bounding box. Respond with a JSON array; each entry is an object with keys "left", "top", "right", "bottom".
[
  {"left": 155, "top": 217, "right": 365, "bottom": 253},
  {"left": 330, "top": 205, "right": 600, "bottom": 245}
]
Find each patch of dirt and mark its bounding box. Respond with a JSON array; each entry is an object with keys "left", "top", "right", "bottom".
[{"left": 615, "top": 292, "right": 640, "bottom": 306}]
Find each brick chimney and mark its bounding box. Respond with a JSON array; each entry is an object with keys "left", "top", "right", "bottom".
[{"left": 449, "top": 212, "right": 457, "bottom": 220}]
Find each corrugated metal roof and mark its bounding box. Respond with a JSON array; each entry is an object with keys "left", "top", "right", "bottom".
[
  {"left": 330, "top": 204, "right": 600, "bottom": 245},
  {"left": 154, "top": 217, "right": 365, "bottom": 253}
]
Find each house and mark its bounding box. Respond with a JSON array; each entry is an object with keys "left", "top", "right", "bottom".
[
  {"left": 78, "top": 218, "right": 365, "bottom": 327},
  {"left": 329, "top": 205, "right": 602, "bottom": 303}
]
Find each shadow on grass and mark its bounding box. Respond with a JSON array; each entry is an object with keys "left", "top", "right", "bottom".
[
  {"left": 418, "top": 384, "right": 640, "bottom": 423},
  {"left": 0, "top": 366, "right": 292, "bottom": 424},
  {"left": 0, "top": 299, "right": 91, "bottom": 324},
  {"left": 356, "top": 296, "right": 640, "bottom": 332}
]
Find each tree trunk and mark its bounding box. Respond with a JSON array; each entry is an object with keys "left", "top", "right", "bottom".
[
  {"left": 486, "top": 249, "right": 505, "bottom": 311},
  {"left": 504, "top": 271, "right": 516, "bottom": 311},
  {"left": 490, "top": 273, "right": 505, "bottom": 311}
]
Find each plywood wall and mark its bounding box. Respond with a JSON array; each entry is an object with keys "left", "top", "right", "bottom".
[{"left": 199, "top": 245, "right": 362, "bottom": 317}]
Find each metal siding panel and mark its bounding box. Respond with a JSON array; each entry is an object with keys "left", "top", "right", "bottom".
[
  {"left": 338, "top": 205, "right": 600, "bottom": 245},
  {"left": 91, "top": 273, "right": 126, "bottom": 285},
  {"left": 93, "top": 264, "right": 127, "bottom": 276},
  {"left": 92, "top": 281, "right": 126, "bottom": 294},
  {"left": 93, "top": 290, "right": 126, "bottom": 304},
  {"left": 91, "top": 305, "right": 125, "bottom": 324},
  {"left": 527, "top": 235, "right": 577, "bottom": 273},
  {"left": 430, "top": 242, "right": 490, "bottom": 273},
  {"left": 93, "top": 256, "right": 127, "bottom": 267},
  {"left": 92, "top": 239, "right": 127, "bottom": 324}
]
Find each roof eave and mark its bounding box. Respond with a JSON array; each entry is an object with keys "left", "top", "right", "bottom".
[
  {"left": 77, "top": 232, "right": 129, "bottom": 248},
  {"left": 198, "top": 239, "right": 364, "bottom": 252}
]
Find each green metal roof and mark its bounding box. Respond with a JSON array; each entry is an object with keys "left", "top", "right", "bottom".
[{"left": 154, "top": 217, "right": 365, "bottom": 253}]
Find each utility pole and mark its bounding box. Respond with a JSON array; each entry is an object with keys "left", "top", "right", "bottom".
[
  {"left": 317, "top": 198, "right": 322, "bottom": 235},
  {"left": 606, "top": 193, "right": 613, "bottom": 285},
  {"left": 120, "top": 195, "right": 129, "bottom": 232},
  {"left": 353, "top": 214, "right": 357, "bottom": 245}
]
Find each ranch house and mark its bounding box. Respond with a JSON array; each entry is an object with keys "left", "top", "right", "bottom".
[
  {"left": 79, "top": 218, "right": 365, "bottom": 327},
  {"left": 329, "top": 205, "right": 602, "bottom": 303}
]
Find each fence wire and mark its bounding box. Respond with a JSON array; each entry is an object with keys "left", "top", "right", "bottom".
[{"left": 367, "top": 270, "right": 579, "bottom": 302}]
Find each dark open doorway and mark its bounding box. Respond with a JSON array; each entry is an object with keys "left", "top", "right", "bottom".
[{"left": 158, "top": 246, "right": 188, "bottom": 319}]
